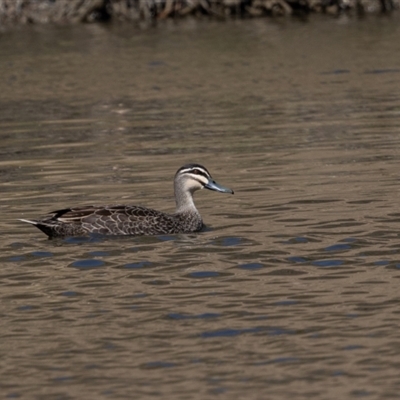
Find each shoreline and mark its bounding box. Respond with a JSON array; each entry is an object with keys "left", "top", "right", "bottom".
[{"left": 0, "top": 0, "right": 398, "bottom": 25}]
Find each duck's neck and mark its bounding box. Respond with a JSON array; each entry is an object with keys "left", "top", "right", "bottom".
[{"left": 174, "top": 183, "right": 199, "bottom": 215}]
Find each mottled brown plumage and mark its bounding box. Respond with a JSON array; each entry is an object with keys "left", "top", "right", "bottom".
[{"left": 20, "top": 164, "right": 234, "bottom": 238}]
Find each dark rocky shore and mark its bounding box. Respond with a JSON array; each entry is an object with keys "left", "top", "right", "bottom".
[{"left": 0, "top": 0, "right": 398, "bottom": 24}]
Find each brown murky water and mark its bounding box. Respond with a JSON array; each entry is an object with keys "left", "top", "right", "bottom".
[{"left": 1, "top": 15, "right": 400, "bottom": 399}]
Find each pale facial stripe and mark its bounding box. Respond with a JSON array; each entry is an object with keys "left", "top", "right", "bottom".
[
  {"left": 178, "top": 167, "right": 209, "bottom": 176},
  {"left": 179, "top": 167, "right": 210, "bottom": 186}
]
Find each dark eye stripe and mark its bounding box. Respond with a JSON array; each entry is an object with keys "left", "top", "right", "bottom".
[
  {"left": 179, "top": 167, "right": 210, "bottom": 179},
  {"left": 177, "top": 163, "right": 212, "bottom": 177},
  {"left": 189, "top": 169, "right": 209, "bottom": 179}
]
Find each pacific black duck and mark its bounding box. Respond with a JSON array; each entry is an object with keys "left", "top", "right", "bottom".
[{"left": 20, "top": 163, "right": 234, "bottom": 238}]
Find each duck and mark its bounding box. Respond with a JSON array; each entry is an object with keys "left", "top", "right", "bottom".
[{"left": 19, "top": 163, "right": 234, "bottom": 238}]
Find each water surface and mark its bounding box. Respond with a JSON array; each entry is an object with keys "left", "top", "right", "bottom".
[{"left": 1, "top": 16, "right": 400, "bottom": 399}]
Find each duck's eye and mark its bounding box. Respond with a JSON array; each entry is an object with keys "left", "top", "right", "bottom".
[{"left": 192, "top": 169, "right": 200, "bottom": 175}]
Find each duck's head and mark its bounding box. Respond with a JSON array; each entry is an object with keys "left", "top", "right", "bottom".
[{"left": 175, "top": 163, "right": 234, "bottom": 195}]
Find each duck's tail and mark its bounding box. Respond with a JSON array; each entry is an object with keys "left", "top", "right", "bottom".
[{"left": 18, "top": 218, "right": 38, "bottom": 225}]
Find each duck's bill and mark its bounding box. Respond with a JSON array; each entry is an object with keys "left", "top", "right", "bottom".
[{"left": 205, "top": 180, "right": 234, "bottom": 194}]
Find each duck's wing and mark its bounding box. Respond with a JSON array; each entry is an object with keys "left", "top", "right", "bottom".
[
  {"left": 48, "top": 205, "right": 180, "bottom": 236},
  {"left": 77, "top": 205, "right": 172, "bottom": 235}
]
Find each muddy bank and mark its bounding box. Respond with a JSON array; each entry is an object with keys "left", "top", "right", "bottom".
[{"left": 0, "top": 0, "right": 398, "bottom": 24}]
